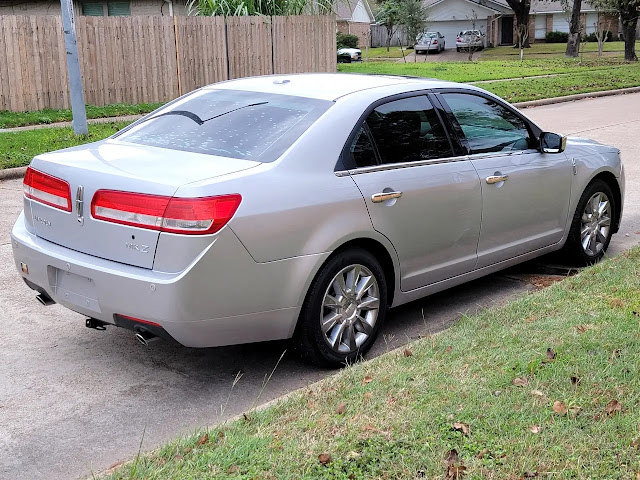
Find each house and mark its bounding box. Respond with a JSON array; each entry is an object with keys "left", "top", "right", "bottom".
[
  {"left": 422, "top": 0, "right": 626, "bottom": 47},
  {"left": 0, "top": 0, "right": 185, "bottom": 16},
  {"left": 336, "top": 0, "right": 375, "bottom": 47}
]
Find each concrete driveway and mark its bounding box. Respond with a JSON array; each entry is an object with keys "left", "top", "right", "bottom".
[{"left": 1, "top": 93, "right": 639, "bottom": 480}]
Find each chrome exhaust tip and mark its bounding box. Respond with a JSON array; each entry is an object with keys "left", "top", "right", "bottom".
[{"left": 135, "top": 330, "right": 159, "bottom": 346}]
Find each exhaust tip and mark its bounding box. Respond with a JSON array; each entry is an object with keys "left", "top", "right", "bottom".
[
  {"left": 36, "top": 293, "right": 55, "bottom": 306},
  {"left": 135, "top": 330, "right": 158, "bottom": 346}
]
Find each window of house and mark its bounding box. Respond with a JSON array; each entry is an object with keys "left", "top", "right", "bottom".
[
  {"left": 365, "top": 96, "right": 452, "bottom": 164},
  {"left": 82, "top": 1, "right": 130, "bottom": 16},
  {"left": 441, "top": 93, "right": 532, "bottom": 154}
]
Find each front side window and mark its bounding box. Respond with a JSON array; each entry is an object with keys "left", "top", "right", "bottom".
[
  {"left": 441, "top": 93, "right": 532, "bottom": 154},
  {"left": 115, "top": 89, "right": 331, "bottom": 163},
  {"left": 364, "top": 96, "right": 451, "bottom": 164}
]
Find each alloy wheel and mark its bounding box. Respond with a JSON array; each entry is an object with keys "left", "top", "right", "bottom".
[
  {"left": 580, "top": 191, "right": 611, "bottom": 256},
  {"left": 320, "top": 264, "right": 380, "bottom": 354}
]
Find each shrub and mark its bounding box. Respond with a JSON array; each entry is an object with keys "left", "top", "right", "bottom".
[
  {"left": 584, "top": 31, "right": 614, "bottom": 42},
  {"left": 337, "top": 32, "right": 359, "bottom": 49},
  {"left": 545, "top": 31, "right": 569, "bottom": 43}
]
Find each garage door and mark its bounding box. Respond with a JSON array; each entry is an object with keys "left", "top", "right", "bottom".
[{"left": 428, "top": 20, "right": 488, "bottom": 49}]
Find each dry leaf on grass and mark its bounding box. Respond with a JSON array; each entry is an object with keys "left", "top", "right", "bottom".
[
  {"left": 605, "top": 399, "right": 622, "bottom": 415},
  {"left": 553, "top": 401, "right": 568, "bottom": 415},
  {"left": 531, "top": 389, "right": 545, "bottom": 397},
  {"left": 513, "top": 377, "right": 529, "bottom": 387},
  {"left": 447, "top": 464, "right": 467, "bottom": 479},
  {"left": 363, "top": 376, "right": 373, "bottom": 384},
  {"left": 452, "top": 422, "right": 470, "bottom": 436},
  {"left": 609, "top": 349, "right": 622, "bottom": 361},
  {"left": 445, "top": 449, "right": 460, "bottom": 464},
  {"left": 576, "top": 324, "right": 594, "bottom": 333},
  {"left": 227, "top": 465, "right": 239, "bottom": 474},
  {"left": 196, "top": 433, "right": 209, "bottom": 446},
  {"left": 335, "top": 402, "right": 347, "bottom": 415},
  {"left": 318, "top": 453, "right": 332, "bottom": 465},
  {"left": 403, "top": 348, "right": 413, "bottom": 357},
  {"left": 445, "top": 345, "right": 453, "bottom": 353},
  {"left": 530, "top": 425, "right": 542, "bottom": 434},
  {"left": 609, "top": 298, "right": 624, "bottom": 308},
  {"left": 217, "top": 431, "right": 225, "bottom": 441},
  {"left": 544, "top": 348, "right": 557, "bottom": 362},
  {"left": 523, "top": 472, "right": 538, "bottom": 478}
]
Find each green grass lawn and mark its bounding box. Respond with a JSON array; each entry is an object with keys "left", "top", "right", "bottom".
[
  {"left": 104, "top": 247, "right": 640, "bottom": 479},
  {"left": 0, "top": 122, "right": 127, "bottom": 169},
  {"left": 0, "top": 102, "right": 162, "bottom": 129},
  {"left": 361, "top": 46, "right": 410, "bottom": 59},
  {"left": 481, "top": 40, "right": 639, "bottom": 58}
]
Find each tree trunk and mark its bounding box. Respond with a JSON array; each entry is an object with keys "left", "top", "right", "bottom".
[
  {"left": 565, "top": 0, "right": 583, "bottom": 57},
  {"left": 506, "top": 0, "right": 532, "bottom": 47},
  {"left": 619, "top": 0, "right": 638, "bottom": 62}
]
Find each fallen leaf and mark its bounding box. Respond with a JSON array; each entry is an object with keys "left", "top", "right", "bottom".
[
  {"left": 227, "top": 465, "right": 239, "bottom": 474},
  {"left": 318, "top": 453, "right": 332, "bottom": 465},
  {"left": 493, "top": 390, "right": 502, "bottom": 396},
  {"left": 363, "top": 376, "right": 373, "bottom": 384},
  {"left": 553, "top": 400, "right": 568, "bottom": 415},
  {"left": 568, "top": 405, "right": 582, "bottom": 416},
  {"left": 531, "top": 389, "right": 545, "bottom": 397},
  {"left": 609, "top": 298, "right": 624, "bottom": 308},
  {"left": 530, "top": 425, "right": 542, "bottom": 434},
  {"left": 452, "top": 422, "right": 470, "bottom": 436},
  {"left": 403, "top": 348, "right": 413, "bottom": 357},
  {"left": 446, "top": 464, "right": 467, "bottom": 479},
  {"left": 513, "top": 377, "right": 529, "bottom": 387},
  {"left": 576, "top": 324, "right": 594, "bottom": 333},
  {"left": 631, "top": 438, "right": 640, "bottom": 448},
  {"left": 445, "top": 449, "right": 460, "bottom": 464},
  {"left": 346, "top": 450, "right": 360, "bottom": 460},
  {"left": 476, "top": 449, "right": 489, "bottom": 459},
  {"left": 523, "top": 472, "right": 538, "bottom": 478},
  {"left": 242, "top": 413, "right": 250, "bottom": 422},
  {"left": 570, "top": 376, "right": 581, "bottom": 385},
  {"left": 445, "top": 345, "right": 453, "bottom": 353},
  {"left": 196, "top": 433, "right": 209, "bottom": 446},
  {"left": 545, "top": 348, "right": 557, "bottom": 362},
  {"left": 183, "top": 447, "right": 192, "bottom": 454},
  {"left": 335, "top": 402, "right": 347, "bottom": 415},
  {"left": 217, "top": 431, "right": 225, "bottom": 441},
  {"left": 609, "top": 349, "right": 621, "bottom": 361},
  {"left": 605, "top": 399, "right": 622, "bottom": 415}
]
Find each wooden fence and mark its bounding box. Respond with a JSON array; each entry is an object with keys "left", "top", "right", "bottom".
[
  {"left": 0, "top": 14, "right": 337, "bottom": 112},
  {"left": 370, "top": 24, "right": 410, "bottom": 48}
]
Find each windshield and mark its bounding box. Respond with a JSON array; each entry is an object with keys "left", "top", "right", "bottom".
[
  {"left": 418, "top": 32, "right": 437, "bottom": 41},
  {"left": 114, "top": 89, "right": 332, "bottom": 163}
]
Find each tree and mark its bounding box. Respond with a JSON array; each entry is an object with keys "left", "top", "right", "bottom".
[
  {"left": 377, "top": 0, "right": 402, "bottom": 51},
  {"left": 591, "top": 0, "right": 638, "bottom": 61},
  {"left": 397, "top": 0, "right": 429, "bottom": 53},
  {"left": 565, "top": 0, "right": 583, "bottom": 57},
  {"left": 593, "top": 13, "right": 612, "bottom": 56},
  {"left": 504, "top": 0, "right": 531, "bottom": 50}
]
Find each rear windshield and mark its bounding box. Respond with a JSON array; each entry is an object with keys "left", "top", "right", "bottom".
[{"left": 113, "top": 89, "right": 332, "bottom": 163}]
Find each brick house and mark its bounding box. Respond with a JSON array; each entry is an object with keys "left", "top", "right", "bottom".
[
  {"left": 336, "top": 0, "right": 375, "bottom": 47},
  {"left": 0, "top": 0, "right": 185, "bottom": 16}
]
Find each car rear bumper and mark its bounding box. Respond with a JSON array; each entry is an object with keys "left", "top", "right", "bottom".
[{"left": 11, "top": 212, "right": 328, "bottom": 348}]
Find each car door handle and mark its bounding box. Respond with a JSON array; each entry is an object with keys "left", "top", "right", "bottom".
[
  {"left": 371, "top": 191, "right": 403, "bottom": 203},
  {"left": 485, "top": 175, "right": 509, "bottom": 184}
]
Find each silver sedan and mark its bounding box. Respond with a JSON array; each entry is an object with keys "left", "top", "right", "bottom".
[{"left": 12, "top": 74, "right": 624, "bottom": 366}]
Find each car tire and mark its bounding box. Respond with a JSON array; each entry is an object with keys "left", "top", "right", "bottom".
[
  {"left": 561, "top": 179, "right": 616, "bottom": 266},
  {"left": 293, "top": 248, "right": 388, "bottom": 367}
]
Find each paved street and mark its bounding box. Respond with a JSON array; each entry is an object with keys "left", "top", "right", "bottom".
[{"left": 1, "top": 93, "right": 639, "bottom": 480}]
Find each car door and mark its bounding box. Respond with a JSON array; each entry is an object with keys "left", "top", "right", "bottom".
[
  {"left": 436, "top": 91, "right": 572, "bottom": 268},
  {"left": 341, "top": 94, "right": 482, "bottom": 292}
]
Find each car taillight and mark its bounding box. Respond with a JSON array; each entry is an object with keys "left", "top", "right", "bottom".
[
  {"left": 23, "top": 167, "right": 72, "bottom": 212},
  {"left": 91, "top": 190, "right": 242, "bottom": 235}
]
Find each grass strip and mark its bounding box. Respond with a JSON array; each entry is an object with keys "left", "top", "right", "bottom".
[
  {"left": 338, "top": 57, "right": 637, "bottom": 83},
  {"left": 0, "top": 122, "right": 128, "bottom": 170},
  {"left": 0, "top": 102, "right": 162, "bottom": 129},
  {"left": 104, "top": 247, "right": 640, "bottom": 479}
]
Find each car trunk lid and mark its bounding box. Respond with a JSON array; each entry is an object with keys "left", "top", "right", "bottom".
[{"left": 26, "top": 140, "right": 259, "bottom": 269}]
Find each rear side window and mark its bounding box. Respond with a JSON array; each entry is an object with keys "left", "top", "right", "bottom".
[
  {"left": 114, "top": 89, "right": 332, "bottom": 163},
  {"left": 363, "top": 96, "right": 451, "bottom": 165},
  {"left": 441, "top": 93, "right": 532, "bottom": 154}
]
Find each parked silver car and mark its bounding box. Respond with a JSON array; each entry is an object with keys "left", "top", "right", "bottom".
[
  {"left": 415, "top": 31, "right": 445, "bottom": 53},
  {"left": 456, "top": 30, "right": 484, "bottom": 51},
  {"left": 12, "top": 74, "right": 624, "bottom": 366}
]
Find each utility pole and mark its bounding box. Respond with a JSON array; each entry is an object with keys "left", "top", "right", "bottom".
[{"left": 60, "top": 0, "right": 88, "bottom": 135}]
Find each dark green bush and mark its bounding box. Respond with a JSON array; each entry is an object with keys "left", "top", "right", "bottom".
[
  {"left": 337, "top": 32, "right": 359, "bottom": 49},
  {"left": 584, "top": 31, "right": 614, "bottom": 42},
  {"left": 545, "top": 31, "right": 569, "bottom": 43}
]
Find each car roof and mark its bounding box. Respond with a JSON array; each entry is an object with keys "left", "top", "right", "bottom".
[{"left": 205, "top": 73, "right": 460, "bottom": 101}]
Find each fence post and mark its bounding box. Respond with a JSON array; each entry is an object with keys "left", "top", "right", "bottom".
[
  {"left": 60, "top": 0, "right": 88, "bottom": 134},
  {"left": 173, "top": 16, "right": 182, "bottom": 96}
]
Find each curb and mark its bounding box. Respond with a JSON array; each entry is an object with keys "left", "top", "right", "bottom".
[
  {"left": 513, "top": 86, "right": 640, "bottom": 108},
  {"left": 0, "top": 166, "right": 27, "bottom": 181}
]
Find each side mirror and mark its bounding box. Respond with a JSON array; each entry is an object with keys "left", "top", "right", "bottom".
[{"left": 540, "top": 132, "right": 567, "bottom": 153}]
